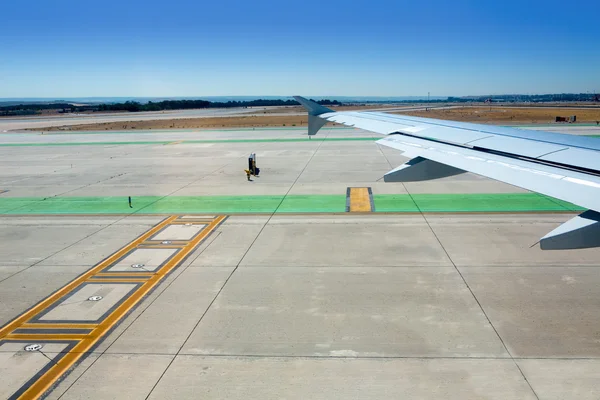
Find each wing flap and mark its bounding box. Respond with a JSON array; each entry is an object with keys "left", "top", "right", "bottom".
[
  {"left": 539, "top": 147, "right": 600, "bottom": 172},
  {"left": 467, "top": 135, "right": 568, "bottom": 158}
]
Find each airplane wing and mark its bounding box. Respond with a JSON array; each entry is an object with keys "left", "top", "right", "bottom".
[{"left": 294, "top": 96, "right": 600, "bottom": 250}]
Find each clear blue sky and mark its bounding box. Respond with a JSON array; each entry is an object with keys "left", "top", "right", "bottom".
[{"left": 1, "top": 0, "right": 599, "bottom": 97}]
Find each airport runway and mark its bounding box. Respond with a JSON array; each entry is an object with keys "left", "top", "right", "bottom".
[
  {"left": 0, "top": 108, "right": 264, "bottom": 132},
  {"left": 1, "top": 124, "right": 600, "bottom": 399},
  {"left": 0, "top": 105, "right": 449, "bottom": 132}
]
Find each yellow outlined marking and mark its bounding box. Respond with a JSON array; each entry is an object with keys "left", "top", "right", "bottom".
[
  {"left": 348, "top": 187, "right": 374, "bottom": 212},
  {"left": 95, "top": 272, "right": 154, "bottom": 277},
  {"left": 1, "top": 215, "right": 227, "bottom": 400},
  {"left": 19, "top": 323, "right": 96, "bottom": 330},
  {"left": 6, "top": 334, "right": 88, "bottom": 341},
  {"left": 85, "top": 278, "right": 149, "bottom": 283},
  {"left": 0, "top": 216, "right": 176, "bottom": 338}
]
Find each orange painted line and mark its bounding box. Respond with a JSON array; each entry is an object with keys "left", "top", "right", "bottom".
[
  {"left": 19, "top": 323, "right": 97, "bottom": 329},
  {"left": 16, "top": 215, "right": 227, "bottom": 400},
  {"left": 170, "top": 221, "right": 214, "bottom": 225},
  {"left": 5, "top": 334, "right": 87, "bottom": 341},
  {"left": 95, "top": 272, "right": 154, "bottom": 277},
  {"left": 138, "top": 244, "right": 186, "bottom": 249},
  {"left": 349, "top": 187, "right": 372, "bottom": 212},
  {"left": 0, "top": 216, "right": 176, "bottom": 339},
  {"left": 86, "top": 279, "right": 149, "bottom": 283}
]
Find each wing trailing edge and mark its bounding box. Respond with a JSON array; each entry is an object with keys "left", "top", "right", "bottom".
[{"left": 294, "top": 95, "right": 600, "bottom": 249}]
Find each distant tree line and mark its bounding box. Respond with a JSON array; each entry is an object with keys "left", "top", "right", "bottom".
[
  {"left": 0, "top": 103, "right": 75, "bottom": 116},
  {"left": 96, "top": 98, "right": 342, "bottom": 112},
  {"left": 0, "top": 98, "right": 342, "bottom": 115},
  {"left": 447, "top": 93, "right": 599, "bottom": 103}
]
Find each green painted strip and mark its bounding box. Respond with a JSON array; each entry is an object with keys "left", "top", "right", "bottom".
[
  {"left": 0, "top": 193, "right": 585, "bottom": 215},
  {"left": 372, "top": 195, "right": 420, "bottom": 212},
  {"left": 277, "top": 195, "right": 347, "bottom": 213},
  {"left": 5, "top": 196, "right": 162, "bottom": 215},
  {"left": 373, "top": 193, "right": 585, "bottom": 213},
  {"left": 142, "top": 195, "right": 284, "bottom": 214}
]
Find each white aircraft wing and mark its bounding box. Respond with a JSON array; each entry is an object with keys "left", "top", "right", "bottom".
[{"left": 294, "top": 96, "right": 600, "bottom": 250}]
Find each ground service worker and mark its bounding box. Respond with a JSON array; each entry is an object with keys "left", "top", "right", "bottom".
[{"left": 245, "top": 169, "right": 252, "bottom": 181}]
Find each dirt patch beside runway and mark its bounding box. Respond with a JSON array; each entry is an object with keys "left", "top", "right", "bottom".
[
  {"left": 29, "top": 105, "right": 600, "bottom": 132},
  {"left": 398, "top": 106, "right": 600, "bottom": 124},
  {"left": 33, "top": 115, "right": 335, "bottom": 131}
]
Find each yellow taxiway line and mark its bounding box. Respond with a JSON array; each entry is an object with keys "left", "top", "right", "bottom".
[{"left": 1, "top": 215, "right": 227, "bottom": 400}]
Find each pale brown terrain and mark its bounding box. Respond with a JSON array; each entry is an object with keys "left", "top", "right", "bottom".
[
  {"left": 33, "top": 105, "right": 600, "bottom": 131},
  {"left": 37, "top": 115, "right": 330, "bottom": 131},
  {"left": 399, "top": 106, "right": 600, "bottom": 124}
]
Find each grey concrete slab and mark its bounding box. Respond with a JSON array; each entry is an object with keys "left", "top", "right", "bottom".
[
  {"left": 518, "top": 359, "right": 600, "bottom": 400},
  {"left": 58, "top": 354, "right": 173, "bottom": 400},
  {"left": 44, "top": 353, "right": 100, "bottom": 400},
  {"left": 0, "top": 342, "right": 72, "bottom": 399},
  {"left": 0, "top": 185, "right": 88, "bottom": 198},
  {"left": 188, "top": 217, "right": 268, "bottom": 267},
  {"left": 64, "top": 183, "right": 184, "bottom": 197},
  {"left": 107, "top": 267, "right": 233, "bottom": 354},
  {"left": 296, "top": 169, "right": 386, "bottom": 184},
  {"left": 0, "top": 265, "right": 29, "bottom": 282},
  {"left": 89, "top": 253, "right": 198, "bottom": 355},
  {"left": 0, "top": 223, "right": 102, "bottom": 266},
  {"left": 182, "top": 267, "right": 507, "bottom": 357},
  {"left": 38, "top": 223, "right": 157, "bottom": 266},
  {"left": 461, "top": 267, "right": 600, "bottom": 358},
  {"left": 107, "top": 248, "right": 178, "bottom": 272},
  {"left": 427, "top": 214, "right": 600, "bottom": 266},
  {"left": 148, "top": 356, "right": 536, "bottom": 400},
  {"left": 240, "top": 215, "right": 451, "bottom": 267},
  {"left": 0, "top": 265, "right": 92, "bottom": 325},
  {"left": 38, "top": 282, "right": 138, "bottom": 322},
  {"left": 151, "top": 224, "right": 205, "bottom": 241},
  {"left": 174, "top": 183, "right": 292, "bottom": 196}
]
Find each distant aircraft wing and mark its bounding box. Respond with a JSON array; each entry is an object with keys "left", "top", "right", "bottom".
[{"left": 294, "top": 96, "right": 600, "bottom": 250}]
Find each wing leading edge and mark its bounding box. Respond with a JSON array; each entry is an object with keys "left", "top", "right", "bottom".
[{"left": 294, "top": 96, "right": 600, "bottom": 250}]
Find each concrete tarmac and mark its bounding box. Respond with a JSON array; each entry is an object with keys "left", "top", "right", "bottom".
[{"left": 1, "top": 124, "right": 600, "bottom": 399}]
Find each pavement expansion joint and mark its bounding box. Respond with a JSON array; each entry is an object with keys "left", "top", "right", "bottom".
[{"left": 0, "top": 214, "right": 227, "bottom": 400}]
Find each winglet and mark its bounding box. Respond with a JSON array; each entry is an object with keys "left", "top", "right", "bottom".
[
  {"left": 293, "top": 96, "right": 334, "bottom": 136},
  {"left": 293, "top": 96, "right": 334, "bottom": 116}
]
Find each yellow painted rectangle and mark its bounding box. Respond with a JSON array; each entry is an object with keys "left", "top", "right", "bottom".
[{"left": 349, "top": 188, "right": 372, "bottom": 212}]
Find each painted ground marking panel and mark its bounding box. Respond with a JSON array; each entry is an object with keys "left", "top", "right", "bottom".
[
  {"left": 0, "top": 215, "right": 227, "bottom": 400},
  {"left": 104, "top": 248, "right": 180, "bottom": 272},
  {"left": 346, "top": 187, "right": 375, "bottom": 212}
]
